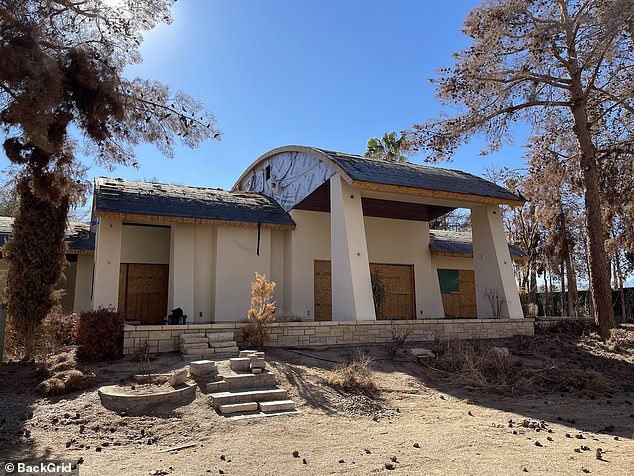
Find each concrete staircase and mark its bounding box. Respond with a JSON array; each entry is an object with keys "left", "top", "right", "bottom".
[
  {"left": 180, "top": 331, "right": 239, "bottom": 360},
  {"left": 207, "top": 353, "right": 297, "bottom": 417}
]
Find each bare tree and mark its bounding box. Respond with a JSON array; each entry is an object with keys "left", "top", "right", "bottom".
[
  {"left": 0, "top": 0, "right": 221, "bottom": 358},
  {"left": 409, "top": 0, "right": 634, "bottom": 339}
]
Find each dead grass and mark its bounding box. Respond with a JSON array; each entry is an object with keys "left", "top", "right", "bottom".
[{"left": 327, "top": 354, "right": 379, "bottom": 396}]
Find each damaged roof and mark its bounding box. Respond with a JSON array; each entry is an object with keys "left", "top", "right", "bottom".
[
  {"left": 429, "top": 229, "right": 526, "bottom": 260},
  {"left": 0, "top": 216, "right": 94, "bottom": 253},
  {"left": 316, "top": 148, "right": 524, "bottom": 205},
  {"left": 94, "top": 177, "right": 296, "bottom": 228}
]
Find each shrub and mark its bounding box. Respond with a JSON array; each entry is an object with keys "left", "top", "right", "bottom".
[
  {"left": 386, "top": 325, "right": 412, "bottom": 359},
  {"left": 241, "top": 273, "right": 276, "bottom": 350},
  {"left": 72, "top": 307, "right": 125, "bottom": 361},
  {"left": 327, "top": 354, "right": 379, "bottom": 396}
]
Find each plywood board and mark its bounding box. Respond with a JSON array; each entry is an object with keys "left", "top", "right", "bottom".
[{"left": 118, "top": 263, "right": 169, "bottom": 324}]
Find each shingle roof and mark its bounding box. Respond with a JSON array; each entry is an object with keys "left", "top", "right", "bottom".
[
  {"left": 0, "top": 216, "right": 94, "bottom": 252},
  {"left": 315, "top": 148, "right": 524, "bottom": 204},
  {"left": 429, "top": 229, "right": 525, "bottom": 260},
  {"left": 94, "top": 177, "right": 295, "bottom": 227}
]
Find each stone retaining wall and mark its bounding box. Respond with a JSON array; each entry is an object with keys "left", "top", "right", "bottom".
[{"left": 123, "top": 318, "right": 535, "bottom": 355}]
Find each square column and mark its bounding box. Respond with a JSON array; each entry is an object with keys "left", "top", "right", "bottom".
[
  {"left": 168, "top": 224, "right": 195, "bottom": 320},
  {"left": 92, "top": 216, "right": 122, "bottom": 310},
  {"left": 471, "top": 205, "right": 524, "bottom": 319},
  {"left": 330, "top": 174, "right": 376, "bottom": 321}
]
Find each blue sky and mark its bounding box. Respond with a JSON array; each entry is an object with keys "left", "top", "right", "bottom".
[{"left": 3, "top": 0, "right": 532, "bottom": 190}]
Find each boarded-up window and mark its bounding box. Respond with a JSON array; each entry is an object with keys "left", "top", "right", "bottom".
[{"left": 438, "top": 269, "right": 476, "bottom": 318}]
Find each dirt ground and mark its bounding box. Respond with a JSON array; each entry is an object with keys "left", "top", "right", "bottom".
[{"left": 1, "top": 326, "right": 633, "bottom": 476}]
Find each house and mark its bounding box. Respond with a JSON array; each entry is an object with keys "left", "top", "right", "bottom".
[
  {"left": 90, "top": 145, "right": 525, "bottom": 322},
  {"left": 1, "top": 145, "right": 533, "bottom": 351}
]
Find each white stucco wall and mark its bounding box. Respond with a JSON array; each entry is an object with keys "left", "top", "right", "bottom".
[
  {"left": 120, "top": 225, "right": 170, "bottom": 264},
  {"left": 168, "top": 224, "right": 195, "bottom": 320},
  {"left": 73, "top": 254, "right": 93, "bottom": 313},
  {"left": 193, "top": 225, "right": 215, "bottom": 323},
  {"left": 214, "top": 226, "right": 271, "bottom": 322},
  {"left": 92, "top": 216, "right": 122, "bottom": 309},
  {"left": 287, "top": 210, "right": 331, "bottom": 319}
]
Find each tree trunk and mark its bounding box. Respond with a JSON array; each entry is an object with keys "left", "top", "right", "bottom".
[
  {"left": 564, "top": 246, "right": 578, "bottom": 317},
  {"left": 548, "top": 263, "right": 555, "bottom": 316},
  {"left": 569, "top": 95, "right": 617, "bottom": 338},
  {"left": 560, "top": 263, "right": 567, "bottom": 317},
  {"left": 615, "top": 252, "right": 626, "bottom": 322}
]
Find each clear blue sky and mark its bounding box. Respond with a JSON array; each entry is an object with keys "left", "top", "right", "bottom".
[{"left": 1, "top": 0, "right": 529, "bottom": 190}]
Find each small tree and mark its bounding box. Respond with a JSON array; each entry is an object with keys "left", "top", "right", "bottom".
[{"left": 242, "top": 273, "right": 276, "bottom": 350}]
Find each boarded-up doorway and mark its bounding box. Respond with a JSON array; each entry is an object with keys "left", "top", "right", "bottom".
[
  {"left": 118, "top": 263, "right": 169, "bottom": 324},
  {"left": 313, "top": 260, "right": 416, "bottom": 321}
]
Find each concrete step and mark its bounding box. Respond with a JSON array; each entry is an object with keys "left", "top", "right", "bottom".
[
  {"left": 207, "top": 332, "right": 235, "bottom": 341},
  {"left": 182, "top": 348, "right": 215, "bottom": 356},
  {"left": 212, "top": 346, "right": 239, "bottom": 354},
  {"left": 181, "top": 343, "right": 210, "bottom": 350},
  {"left": 259, "top": 400, "right": 296, "bottom": 412},
  {"left": 208, "top": 340, "right": 237, "bottom": 348},
  {"left": 206, "top": 380, "right": 228, "bottom": 393},
  {"left": 219, "top": 402, "right": 258, "bottom": 414},
  {"left": 210, "top": 388, "right": 288, "bottom": 409},
  {"left": 181, "top": 333, "right": 206, "bottom": 338},
  {"left": 180, "top": 336, "right": 208, "bottom": 344},
  {"left": 189, "top": 359, "right": 217, "bottom": 376},
  {"left": 223, "top": 372, "right": 276, "bottom": 391},
  {"left": 230, "top": 357, "right": 252, "bottom": 372}
]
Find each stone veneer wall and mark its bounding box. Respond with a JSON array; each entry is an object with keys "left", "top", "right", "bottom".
[{"left": 123, "top": 318, "right": 535, "bottom": 355}]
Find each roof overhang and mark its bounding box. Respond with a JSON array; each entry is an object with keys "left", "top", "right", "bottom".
[{"left": 94, "top": 210, "right": 296, "bottom": 230}]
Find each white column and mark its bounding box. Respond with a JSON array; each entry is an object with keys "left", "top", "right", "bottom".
[
  {"left": 417, "top": 222, "right": 446, "bottom": 318},
  {"left": 73, "top": 254, "right": 94, "bottom": 313},
  {"left": 471, "top": 205, "right": 524, "bottom": 319},
  {"left": 92, "top": 216, "right": 122, "bottom": 310},
  {"left": 168, "top": 224, "right": 195, "bottom": 320},
  {"left": 330, "top": 174, "right": 376, "bottom": 321}
]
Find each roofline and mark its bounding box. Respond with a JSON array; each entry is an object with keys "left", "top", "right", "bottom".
[
  {"left": 95, "top": 210, "right": 296, "bottom": 230},
  {"left": 352, "top": 180, "right": 526, "bottom": 207},
  {"left": 231, "top": 145, "right": 353, "bottom": 191},
  {"left": 231, "top": 145, "right": 525, "bottom": 206}
]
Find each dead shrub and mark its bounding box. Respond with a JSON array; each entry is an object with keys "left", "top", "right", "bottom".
[
  {"left": 72, "top": 307, "right": 124, "bottom": 361},
  {"left": 241, "top": 272, "right": 276, "bottom": 350},
  {"left": 327, "top": 354, "right": 379, "bottom": 396},
  {"left": 535, "top": 318, "right": 596, "bottom": 336},
  {"left": 386, "top": 326, "right": 412, "bottom": 359},
  {"left": 423, "top": 340, "right": 517, "bottom": 391},
  {"left": 133, "top": 340, "right": 150, "bottom": 363},
  {"left": 36, "top": 350, "right": 96, "bottom": 396}
]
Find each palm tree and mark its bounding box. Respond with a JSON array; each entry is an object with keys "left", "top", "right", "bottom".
[{"left": 365, "top": 132, "right": 410, "bottom": 162}]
